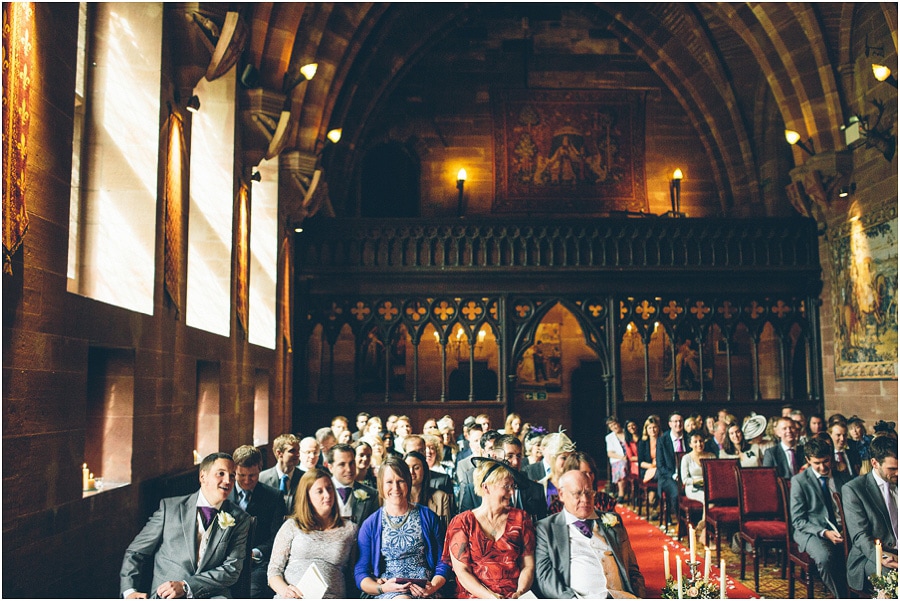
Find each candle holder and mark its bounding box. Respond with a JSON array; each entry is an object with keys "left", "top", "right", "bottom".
[
  {"left": 660, "top": 558, "right": 726, "bottom": 599},
  {"left": 685, "top": 560, "right": 702, "bottom": 585}
]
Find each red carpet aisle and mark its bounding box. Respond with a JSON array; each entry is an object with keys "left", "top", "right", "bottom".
[{"left": 617, "top": 505, "right": 759, "bottom": 599}]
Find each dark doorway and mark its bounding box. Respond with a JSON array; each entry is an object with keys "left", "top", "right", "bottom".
[{"left": 570, "top": 360, "right": 607, "bottom": 478}]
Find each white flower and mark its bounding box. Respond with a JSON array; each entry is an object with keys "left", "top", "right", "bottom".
[
  {"left": 217, "top": 511, "right": 236, "bottom": 530},
  {"left": 600, "top": 513, "right": 619, "bottom": 528},
  {"left": 353, "top": 489, "right": 369, "bottom": 501}
]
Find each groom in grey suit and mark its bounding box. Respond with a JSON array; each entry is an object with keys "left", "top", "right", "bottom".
[
  {"left": 535, "top": 470, "right": 645, "bottom": 598},
  {"left": 326, "top": 444, "right": 379, "bottom": 524},
  {"left": 843, "top": 435, "right": 899, "bottom": 593},
  {"left": 120, "top": 453, "right": 251, "bottom": 598}
]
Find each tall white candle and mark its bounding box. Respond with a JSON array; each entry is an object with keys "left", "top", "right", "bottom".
[
  {"left": 689, "top": 525, "right": 696, "bottom": 562},
  {"left": 876, "top": 539, "right": 883, "bottom": 577},
  {"left": 720, "top": 559, "right": 726, "bottom": 599},
  {"left": 704, "top": 547, "right": 711, "bottom": 580},
  {"left": 82, "top": 463, "right": 90, "bottom": 491},
  {"left": 664, "top": 545, "right": 671, "bottom": 579},
  {"left": 677, "top": 555, "right": 683, "bottom": 599}
]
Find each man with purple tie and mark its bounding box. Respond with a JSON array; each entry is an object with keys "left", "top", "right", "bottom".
[
  {"left": 326, "top": 443, "right": 378, "bottom": 524},
  {"left": 657, "top": 411, "right": 685, "bottom": 525}
]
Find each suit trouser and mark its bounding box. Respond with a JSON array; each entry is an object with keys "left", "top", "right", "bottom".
[
  {"left": 658, "top": 476, "right": 680, "bottom": 520},
  {"left": 803, "top": 537, "right": 847, "bottom": 599},
  {"left": 251, "top": 564, "right": 275, "bottom": 599}
]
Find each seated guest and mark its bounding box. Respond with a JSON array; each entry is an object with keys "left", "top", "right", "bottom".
[
  {"left": 120, "top": 453, "right": 251, "bottom": 599},
  {"left": 354, "top": 441, "right": 377, "bottom": 489},
  {"left": 524, "top": 433, "right": 555, "bottom": 481},
  {"left": 394, "top": 415, "right": 413, "bottom": 454},
  {"left": 538, "top": 431, "right": 577, "bottom": 508},
  {"left": 331, "top": 415, "right": 350, "bottom": 444},
  {"left": 457, "top": 430, "right": 501, "bottom": 503},
  {"left": 352, "top": 412, "right": 370, "bottom": 443},
  {"left": 382, "top": 431, "right": 403, "bottom": 461},
  {"left": 534, "top": 470, "right": 645, "bottom": 599},
  {"left": 437, "top": 417, "right": 458, "bottom": 467},
  {"left": 315, "top": 427, "right": 336, "bottom": 466},
  {"left": 808, "top": 413, "right": 826, "bottom": 437},
  {"left": 404, "top": 451, "right": 452, "bottom": 530},
  {"left": 297, "top": 436, "right": 321, "bottom": 477},
  {"left": 503, "top": 412, "right": 525, "bottom": 441},
  {"left": 843, "top": 436, "right": 899, "bottom": 594},
  {"left": 422, "top": 434, "right": 447, "bottom": 474},
  {"left": 370, "top": 435, "right": 388, "bottom": 471},
  {"left": 355, "top": 456, "right": 450, "bottom": 599},
  {"left": 681, "top": 432, "right": 715, "bottom": 531},
  {"left": 658, "top": 412, "right": 686, "bottom": 523},
  {"left": 704, "top": 420, "right": 727, "bottom": 456},
  {"left": 403, "top": 435, "right": 453, "bottom": 499},
  {"left": 763, "top": 416, "right": 803, "bottom": 479},
  {"left": 719, "top": 421, "right": 761, "bottom": 467},
  {"left": 637, "top": 416, "right": 660, "bottom": 508},
  {"left": 624, "top": 420, "right": 640, "bottom": 479},
  {"left": 267, "top": 468, "right": 358, "bottom": 599},
  {"left": 549, "top": 452, "right": 617, "bottom": 514},
  {"left": 326, "top": 443, "right": 378, "bottom": 524},
  {"left": 789, "top": 435, "right": 851, "bottom": 598},
  {"left": 829, "top": 420, "right": 862, "bottom": 476},
  {"left": 230, "top": 445, "right": 286, "bottom": 598},
  {"left": 790, "top": 409, "right": 810, "bottom": 445},
  {"left": 443, "top": 459, "right": 536, "bottom": 599},
  {"left": 525, "top": 433, "right": 545, "bottom": 467},
  {"left": 261, "top": 433, "right": 302, "bottom": 513},
  {"left": 605, "top": 417, "right": 629, "bottom": 503},
  {"left": 846, "top": 415, "right": 872, "bottom": 473}
]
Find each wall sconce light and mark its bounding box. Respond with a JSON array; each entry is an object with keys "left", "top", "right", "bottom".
[
  {"left": 250, "top": 170, "right": 261, "bottom": 182},
  {"left": 326, "top": 128, "right": 342, "bottom": 144},
  {"left": 299, "top": 62, "right": 318, "bottom": 81},
  {"left": 456, "top": 168, "right": 467, "bottom": 217},
  {"left": 838, "top": 183, "right": 856, "bottom": 198},
  {"left": 784, "top": 129, "right": 816, "bottom": 156},
  {"left": 872, "top": 64, "right": 898, "bottom": 88},
  {"left": 669, "top": 168, "right": 683, "bottom": 216},
  {"left": 186, "top": 95, "right": 201, "bottom": 113}
]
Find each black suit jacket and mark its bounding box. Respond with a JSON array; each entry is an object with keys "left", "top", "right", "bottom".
[
  {"left": 228, "top": 481, "right": 285, "bottom": 563},
  {"left": 657, "top": 431, "right": 682, "bottom": 482},
  {"left": 703, "top": 438, "right": 723, "bottom": 457},
  {"left": 525, "top": 460, "right": 550, "bottom": 482},
  {"left": 762, "top": 443, "right": 804, "bottom": 480}
]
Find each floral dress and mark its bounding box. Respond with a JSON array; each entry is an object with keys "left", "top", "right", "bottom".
[{"left": 378, "top": 509, "right": 432, "bottom": 598}]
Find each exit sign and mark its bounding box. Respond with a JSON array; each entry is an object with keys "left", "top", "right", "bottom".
[{"left": 524, "top": 391, "right": 548, "bottom": 400}]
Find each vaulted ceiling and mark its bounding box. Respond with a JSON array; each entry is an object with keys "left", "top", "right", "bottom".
[{"left": 226, "top": 3, "right": 897, "bottom": 217}]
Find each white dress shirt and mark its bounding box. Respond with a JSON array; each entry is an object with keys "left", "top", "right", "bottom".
[
  {"left": 563, "top": 509, "right": 620, "bottom": 598},
  {"left": 873, "top": 469, "right": 899, "bottom": 541}
]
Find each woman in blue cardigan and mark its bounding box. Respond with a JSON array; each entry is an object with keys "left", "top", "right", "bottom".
[{"left": 355, "top": 456, "right": 450, "bottom": 598}]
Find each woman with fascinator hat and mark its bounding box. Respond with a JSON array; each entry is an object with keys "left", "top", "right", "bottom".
[{"left": 442, "top": 457, "right": 536, "bottom": 599}]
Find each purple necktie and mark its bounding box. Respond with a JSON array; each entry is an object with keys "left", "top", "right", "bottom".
[
  {"left": 199, "top": 506, "right": 218, "bottom": 529},
  {"left": 338, "top": 487, "right": 351, "bottom": 504},
  {"left": 574, "top": 519, "right": 593, "bottom": 538}
]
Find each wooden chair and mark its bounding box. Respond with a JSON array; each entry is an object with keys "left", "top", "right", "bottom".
[
  {"left": 232, "top": 516, "right": 258, "bottom": 599},
  {"left": 833, "top": 491, "right": 864, "bottom": 598},
  {"left": 777, "top": 477, "right": 817, "bottom": 599},
  {"left": 702, "top": 458, "right": 740, "bottom": 563},
  {"left": 735, "top": 466, "right": 787, "bottom": 593}
]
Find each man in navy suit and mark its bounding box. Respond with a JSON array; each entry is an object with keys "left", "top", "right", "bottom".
[
  {"left": 230, "top": 445, "right": 285, "bottom": 598},
  {"left": 120, "top": 453, "right": 251, "bottom": 599},
  {"left": 763, "top": 416, "right": 803, "bottom": 479},
  {"left": 789, "top": 435, "right": 851, "bottom": 598},
  {"left": 657, "top": 411, "right": 685, "bottom": 525}
]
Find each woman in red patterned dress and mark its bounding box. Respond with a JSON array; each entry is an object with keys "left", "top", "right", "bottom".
[{"left": 442, "top": 459, "right": 536, "bottom": 599}]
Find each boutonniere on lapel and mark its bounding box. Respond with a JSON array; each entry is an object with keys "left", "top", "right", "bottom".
[
  {"left": 353, "top": 489, "right": 369, "bottom": 501},
  {"left": 217, "top": 511, "right": 236, "bottom": 530},
  {"left": 600, "top": 513, "right": 619, "bottom": 528}
]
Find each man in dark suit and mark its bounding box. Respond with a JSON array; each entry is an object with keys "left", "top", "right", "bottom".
[
  {"left": 535, "top": 470, "right": 645, "bottom": 598},
  {"left": 828, "top": 421, "right": 861, "bottom": 477},
  {"left": 259, "top": 433, "right": 301, "bottom": 513},
  {"left": 352, "top": 412, "right": 370, "bottom": 443},
  {"left": 524, "top": 435, "right": 554, "bottom": 482},
  {"left": 230, "top": 445, "right": 285, "bottom": 599},
  {"left": 657, "top": 411, "right": 685, "bottom": 525},
  {"left": 326, "top": 443, "right": 379, "bottom": 524},
  {"left": 120, "top": 453, "right": 251, "bottom": 599},
  {"left": 763, "top": 416, "right": 803, "bottom": 479},
  {"left": 789, "top": 435, "right": 851, "bottom": 598},
  {"left": 704, "top": 419, "right": 726, "bottom": 456},
  {"left": 843, "top": 435, "right": 899, "bottom": 593},
  {"left": 458, "top": 435, "right": 548, "bottom": 524}
]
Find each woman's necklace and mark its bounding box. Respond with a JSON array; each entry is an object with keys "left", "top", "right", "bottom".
[
  {"left": 478, "top": 509, "right": 506, "bottom": 540},
  {"left": 385, "top": 507, "right": 411, "bottom": 530}
]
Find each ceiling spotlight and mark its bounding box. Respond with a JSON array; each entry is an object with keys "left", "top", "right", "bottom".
[
  {"left": 299, "top": 63, "right": 318, "bottom": 81},
  {"left": 326, "top": 128, "right": 342, "bottom": 144},
  {"left": 250, "top": 170, "right": 261, "bottom": 182},
  {"left": 186, "top": 95, "right": 201, "bottom": 113}
]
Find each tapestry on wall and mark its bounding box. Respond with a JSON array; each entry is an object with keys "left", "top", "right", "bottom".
[
  {"left": 492, "top": 89, "right": 647, "bottom": 213},
  {"left": 828, "top": 206, "right": 897, "bottom": 379}
]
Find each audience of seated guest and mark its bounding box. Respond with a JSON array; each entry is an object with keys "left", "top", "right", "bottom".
[
  {"left": 624, "top": 420, "right": 640, "bottom": 480},
  {"left": 763, "top": 416, "right": 803, "bottom": 480},
  {"left": 267, "top": 468, "right": 358, "bottom": 599},
  {"left": 719, "top": 421, "right": 762, "bottom": 467},
  {"left": 638, "top": 415, "right": 661, "bottom": 511},
  {"left": 405, "top": 451, "right": 452, "bottom": 530},
  {"left": 355, "top": 456, "right": 450, "bottom": 599},
  {"left": 354, "top": 441, "right": 378, "bottom": 489},
  {"left": 606, "top": 416, "right": 630, "bottom": 503}
]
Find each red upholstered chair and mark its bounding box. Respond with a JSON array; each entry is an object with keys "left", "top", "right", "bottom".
[
  {"left": 702, "top": 458, "right": 740, "bottom": 563},
  {"left": 735, "top": 466, "right": 787, "bottom": 593},
  {"left": 777, "top": 476, "right": 817, "bottom": 599}
]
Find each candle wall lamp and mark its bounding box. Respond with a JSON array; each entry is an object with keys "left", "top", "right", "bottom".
[
  {"left": 668, "top": 168, "right": 684, "bottom": 217},
  {"left": 456, "top": 168, "right": 467, "bottom": 217},
  {"left": 872, "top": 64, "right": 898, "bottom": 88},
  {"left": 784, "top": 129, "right": 816, "bottom": 156}
]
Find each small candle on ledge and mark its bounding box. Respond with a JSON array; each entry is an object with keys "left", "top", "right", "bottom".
[
  {"left": 676, "top": 554, "right": 683, "bottom": 599},
  {"left": 193, "top": 449, "right": 200, "bottom": 464},
  {"left": 689, "top": 524, "right": 696, "bottom": 562},
  {"left": 82, "top": 463, "right": 90, "bottom": 491},
  {"left": 876, "top": 539, "right": 883, "bottom": 577},
  {"left": 664, "top": 545, "right": 670, "bottom": 579},
  {"left": 720, "top": 559, "right": 726, "bottom": 599},
  {"left": 704, "top": 547, "right": 711, "bottom": 580},
  {"left": 87, "top": 472, "right": 95, "bottom": 490}
]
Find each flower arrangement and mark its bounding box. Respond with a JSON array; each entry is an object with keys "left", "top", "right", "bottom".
[
  {"left": 217, "top": 511, "right": 236, "bottom": 530},
  {"left": 660, "top": 577, "right": 722, "bottom": 599},
  {"left": 869, "top": 568, "right": 898, "bottom": 599}
]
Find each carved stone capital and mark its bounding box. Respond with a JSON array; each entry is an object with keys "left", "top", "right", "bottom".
[{"left": 787, "top": 150, "right": 853, "bottom": 214}]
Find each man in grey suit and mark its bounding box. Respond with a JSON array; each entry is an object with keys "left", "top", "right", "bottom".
[
  {"left": 259, "top": 433, "right": 301, "bottom": 514},
  {"left": 843, "top": 435, "right": 899, "bottom": 593},
  {"left": 326, "top": 444, "right": 379, "bottom": 524},
  {"left": 763, "top": 416, "right": 803, "bottom": 480},
  {"left": 789, "top": 435, "right": 851, "bottom": 598},
  {"left": 120, "top": 453, "right": 251, "bottom": 599},
  {"left": 535, "top": 470, "right": 645, "bottom": 598},
  {"left": 229, "top": 445, "right": 285, "bottom": 598}
]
